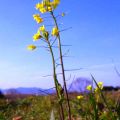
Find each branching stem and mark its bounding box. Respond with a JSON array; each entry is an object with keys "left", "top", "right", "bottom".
[{"left": 50, "top": 11, "right": 71, "bottom": 120}]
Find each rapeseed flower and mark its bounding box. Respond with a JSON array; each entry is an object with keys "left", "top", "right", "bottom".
[
  {"left": 40, "top": 7, "right": 47, "bottom": 13},
  {"left": 39, "top": 25, "right": 46, "bottom": 32},
  {"left": 33, "top": 33, "right": 42, "bottom": 41},
  {"left": 52, "top": 27, "right": 59, "bottom": 36},
  {"left": 35, "top": 0, "right": 60, "bottom": 13},
  {"left": 98, "top": 82, "right": 103, "bottom": 89},
  {"left": 54, "top": 0, "right": 60, "bottom": 4},
  {"left": 33, "top": 14, "right": 43, "bottom": 23},
  {"left": 52, "top": 0, "right": 60, "bottom": 8},
  {"left": 95, "top": 82, "right": 103, "bottom": 92},
  {"left": 47, "top": 6, "right": 52, "bottom": 11},
  {"left": 86, "top": 85, "right": 92, "bottom": 91},
  {"left": 77, "top": 95, "right": 83, "bottom": 100},
  {"left": 36, "top": 3, "right": 44, "bottom": 10},
  {"left": 36, "top": 2, "right": 46, "bottom": 13},
  {"left": 38, "top": 0, "right": 51, "bottom": 13},
  {"left": 61, "top": 12, "right": 65, "bottom": 17},
  {"left": 27, "top": 45, "right": 36, "bottom": 50}
]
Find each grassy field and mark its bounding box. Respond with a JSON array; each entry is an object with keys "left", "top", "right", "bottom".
[{"left": 0, "top": 90, "right": 120, "bottom": 120}]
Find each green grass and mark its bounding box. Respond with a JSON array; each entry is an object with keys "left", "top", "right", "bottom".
[{"left": 0, "top": 91, "right": 120, "bottom": 120}]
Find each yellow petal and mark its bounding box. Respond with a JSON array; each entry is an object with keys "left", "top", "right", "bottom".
[
  {"left": 52, "top": 27, "right": 59, "bottom": 36},
  {"left": 27, "top": 45, "right": 36, "bottom": 50},
  {"left": 86, "top": 85, "right": 92, "bottom": 91},
  {"left": 39, "top": 25, "right": 45, "bottom": 32},
  {"left": 33, "top": 33, "right": 42, "bottom": 41},
  {"left": 33, "top": 14, "right": 43, "bottom": 23},
  {"left": 77, "top": 95, "right": 83, "bottom": 100},
  {"left": 61, "top": 12, "right": 65, "bottom": 17}
]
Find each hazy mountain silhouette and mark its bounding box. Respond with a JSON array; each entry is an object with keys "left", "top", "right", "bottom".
[
  {"left": 1, "top": 77, "right": 92, "bottom": 95},
  {"left": 2, "top": 87, "right": 55, "bottom": 95},
  {"left": 68, "top": 77, "right": 92, "bottom": 93}
]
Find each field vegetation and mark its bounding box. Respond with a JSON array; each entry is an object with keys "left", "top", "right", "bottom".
[{"left": 0, "top": 89, "right": 120, "bottom": 120}]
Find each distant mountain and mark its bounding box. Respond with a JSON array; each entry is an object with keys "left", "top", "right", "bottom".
[
  {"left": 2, "top": 87, "right": 55, "bottom": 95},
  {"left": 1, "top": 77, "right": 93, "bottom": 95},
  {"left": 68, "top": 77, "right": 92, "bottom": 93}
]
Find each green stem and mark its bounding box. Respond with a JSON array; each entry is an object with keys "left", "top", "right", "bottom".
[
  {"left": 47, "top": 40, "right": 64, "bottom": 120},
  {"left": 89, "top": 93, "right": 99, "bottom": 120},
  {"left": 50, "top": 11, "right": 71, "bottom": 120}
]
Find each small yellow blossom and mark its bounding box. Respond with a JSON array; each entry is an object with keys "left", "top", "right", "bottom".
[
  {"left": 33, "top": 14, "right": 43, "bottom": 23},
  {"left": 36, "top": 0, "right": 60, "bottom": 13},
  {"left": 94, "top": 82, "right": 103, "bottom": 92},
  {"left": 50, "top": 0, "right": 60, "bottom": 9},
  {"left": 39, "top": 7, "right": 47, "bottom": 13},
  {"left": 53, "top": 0, "right": 60, "bottom": 6},
  {"left": 77, "top": 95, "right": 83, "bottom": 100},
  {"left": 39, "top": 25, "right": 45, "bottom": 32},
  {"left": 61, "top": 13, "right": 65, "bottom": 17},
  {"left": 52, "top": 27, "right": 59, "bottom": 36},
  {"left": 38, "top": 0, "right": 50, "bottom": 13},
  {"left": 33, "top": 33, "right": 42, "bottom": 41},
  {"left": 36, "top": 3, "right": 41, "bottom": 9},
  {"left": 54, "top": 0, "right": 60, "bottom": 4},
  {"left": 94, "top": 88, "right": 99, "bottom": 92},
  {"left": 35, "top": 0, "right": 61, "bottom": 14},
  {"left": 35, "top": 3, "right": 43, "bottom": 10},
  {"left": 47, "top": 6, "right": 52, "bottom": 11},
  {"left": 98, "top": 82, "right": 103, "bottom": 89},
  {"left": 86, "top": 85, "right": 92, "bottom": 91},
  {"left": 27, "top": 45, "right": 36, "bottom": 50}
]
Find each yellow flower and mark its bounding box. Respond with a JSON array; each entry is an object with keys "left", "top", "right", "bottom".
[
  {"left": 36, "top": 0, "right": 60, "bottom": 13},
  {"left": 35, "top": 3, "right": 43, "bottom": 10},
  {"left": 52, "top": 27, "right": 59, "bottom": 36},
  {"left": 94, "top": 82, "right": 103, "bottom": 92},
  {"left": 50, "top": 0, "right": 60, "bottom": 9},
  {"left": 94, "top": 88, "right": 99, "bottom": 92},
  {"left": 86, "top": 85, "right": 92, "bottom": 91},
  {"left": 98, "top": 82, "right": 103, "bottom": 89},
  {"left": 43, "top": 0, "right": 51, "bottom": 7},
  {"left": 38, "top": 0, "right": 50, "bottom": 13},
  {"left": 54, "top": 0, "right": 60, "bottom": 4},
  {"left": 39, "top": 7, "right": 47, "bottom": 13},
  {"left": 47, "top": 6, "right": 52, "bottom": 11},
  {"left": 39, "top": 25, "right": 45, "bottom": 32},
  {"left": 61, "top": 12, "right": 65, "bottom": 17},
  {"left": 35, "top": 2, "right": 47, "bottom": 13},
  {"left": 77, "top": 95, "right": 83, "bottom": 100},
  {"left": 27, "top": 45, "right": 36, "bottom": 50},
  {"left": 33, "top": 33, "right": 42, "bottom": 41},
  {"left": 33, "top": 14, "right": 43, "bottom": 23},
  {"left": 36, "top": 0, "right": 60, "bottom": 14}
]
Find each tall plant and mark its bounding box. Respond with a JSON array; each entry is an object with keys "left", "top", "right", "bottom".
[{"left": 27, "top": 0, "right": 71, "bottom": 119}]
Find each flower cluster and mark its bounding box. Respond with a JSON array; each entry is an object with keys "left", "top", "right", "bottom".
[
  {"left": 33, "top": 14, "right": 43, "bottom": 23},
  {"left": 94, "top": 82, "right": 103, "bottom": 92},
  {"left": 33, "top": 32, "right": 42, "bottom": 41},
  {"left": 36, "top": 0, "right": 60, "bottom": 13},
  {"left": 27, "top": 0, "right": 60, "bottom": 51},
  {"left": 86, "top": 82, "right": 103, "bottom": 93},
  {"left": 27, "top": 0, "right": 72, "bottom": 119}
]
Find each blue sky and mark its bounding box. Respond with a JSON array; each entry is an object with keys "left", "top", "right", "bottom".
[{"left": 0, "top": 0, "right": 120, "bottom": 89}]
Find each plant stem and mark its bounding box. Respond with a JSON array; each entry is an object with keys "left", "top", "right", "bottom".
[
  {"left": 47, "top": 40, "right": 65, "bottom": 120},
  {"left": 50, "top": 11, "right": 71, "bottom": 120}
]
